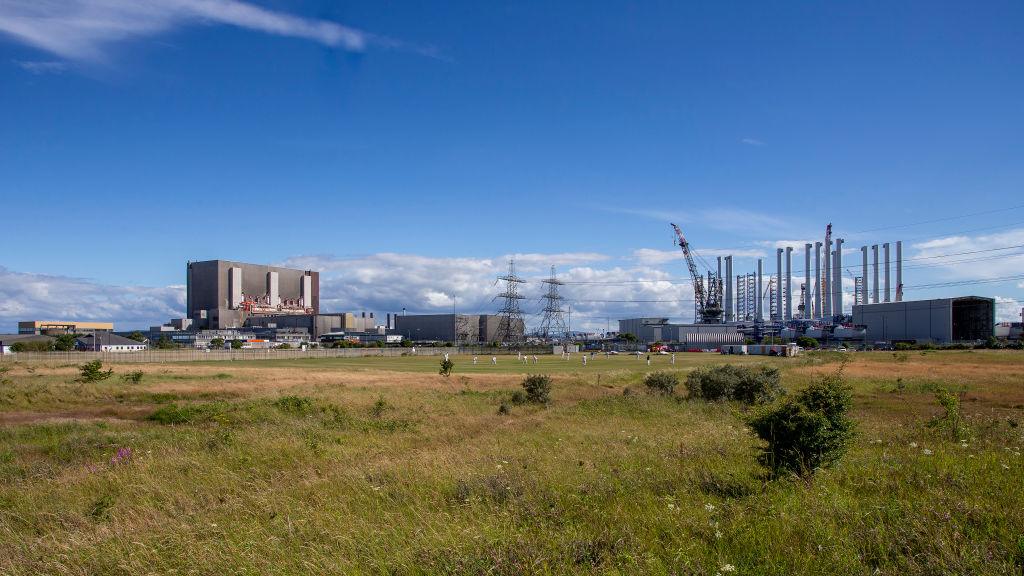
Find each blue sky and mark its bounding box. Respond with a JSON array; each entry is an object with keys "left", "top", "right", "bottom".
[{"left": 1, "top": 0, "right": 1023, "bottom": 331}]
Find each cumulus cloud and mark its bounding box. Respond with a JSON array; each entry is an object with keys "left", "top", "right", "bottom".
[
  {"left": 0, "top": 0, "right": 373, "bottom": 63},
  {"left": 0, "top": 266, "right": 183, "bottom": 332},
  {"left": 911, "top": 228, "right": 1024, "bottom": 280},
  {"left": 995, "top": 296, "right": 1023, "bottom": 323},
  {"left": 278, "top": 253, "right": 702, "bottom": 330}
]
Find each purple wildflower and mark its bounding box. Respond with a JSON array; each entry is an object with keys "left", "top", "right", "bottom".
[{"left": 110, "top": 447, "right": 133, "bottom": 466}]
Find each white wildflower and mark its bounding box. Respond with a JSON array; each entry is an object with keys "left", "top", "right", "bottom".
[
  {"left": 922, "top": 449, "right": 933, "bottom": 455},
  {"left": 715, "top": 530, "right": 723, "bottom": 539},
  {"left": 960, "top": 442, "right": 968, "bottom": 448},
  {"left": 705, "top": 503, "right": 715, "bottom": 512},
  {"left": 909, "top": 442, "right": 918, "bottom": 448},
  {"left": 720, "top": 563, "right": 736, "bottom": 572},
  {"left": 1002, "top": 464, "right": 1010, "bottom": 470}
]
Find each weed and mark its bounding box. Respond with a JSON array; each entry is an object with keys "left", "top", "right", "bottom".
[
  {"left": 370, "top": 396, "right": 392, "bottom": 418},
  {"left": 439, "top": 358, "right": 454, "bottom": 377},
  {"left": 120, "top": 370, "right": 144, "bottom": 384},
  {"left": 273, "top": 395, "right": 314, "bottom": 415},
  {"left": 509, "top": 390, "right": 527, "bottom": 405},
  {"left": 930, "top": 389, "right": 969, "bottom": 441},
  {"left": 497, "top": 402, "right": 511, "bottom": 415},
  {"left": 88, "top": 493, "right": 115, "bottom": 521}
]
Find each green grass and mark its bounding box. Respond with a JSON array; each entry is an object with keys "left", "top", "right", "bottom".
[{"left": 0, "top": 351, "right": 1022, "bottom": 574}]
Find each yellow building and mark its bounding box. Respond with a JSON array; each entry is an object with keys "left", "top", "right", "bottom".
[{"left": 18, "top": 321, "right": 114, "bottom": 335}]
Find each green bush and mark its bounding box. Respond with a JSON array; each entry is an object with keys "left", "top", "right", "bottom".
[
  {"left": 53, "top": 334, "right": 78, "bottom": 351},
  {"left": 10, "top": 340, "right": 54, "bottom": 352},
  {"left": 931, "top": 389, "right": 969, "bottom": 441},
  {"left": 439, "top": 358, "right": 454, "bottom": 377},
  {"left": 230, "top": 340, "right": 244, "bottom": 350},
  {"left": 643, "top": 371, "right": 679, "bottom": 395},
  {"left": 121, "top": 370, "right": 144, "bottom": 384},
  {"left": 521, "top": 374, "right": 552, "bottom": 404},
  {"left": 509, "top": 390, "right": 527, "bottom": 405},
  {"left": 747, "top": 370, "right": 855, "bottom": 477},
  {"left": 273, "top": 395, "right": 314, "bottom": 415},
  {"left": 685, "top": 364, "right": 782, "bottom": 404},
  {"left": 77, "top": 360, "right": 113, "bottom": 383},
  {"left": 147, "top": 403, "right": 209, "bottom": 425}
]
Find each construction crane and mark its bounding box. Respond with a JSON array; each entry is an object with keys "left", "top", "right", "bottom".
[{"left": 670, "top": 223, "right": 723, "bottom": 323}]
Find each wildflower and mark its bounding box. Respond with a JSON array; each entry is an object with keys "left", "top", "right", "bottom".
[
  {"left": 721, "top": 564, "right": 736, "bottom": 573},
  {"left": 909, "top": 442, "right": 918, "bottom": 449},
  {"left": 960, "top": 442, "right": 968, "bottom": 448},
  {"left": 715, "top": 530, "right": 722, "bottom": 539},
  {"left": 668, "top": 503, "right": 676, "bottom": 510},
  {"left": 922, "top": 449, "right": 933, "bottom": 455},
  {"left": 705, "top": 503, "right": 715, "bottom": 512},
  {"left": 1002, "top": 464, "right": 1010, "bottom": 470},
  {"left": 110, "top": 447, "right": 133, "bottom": 466}
]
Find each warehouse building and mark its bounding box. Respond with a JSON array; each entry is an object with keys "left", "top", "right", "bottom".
[
  {"left": 852, "top": 296, "right": 995, "bottom": 344},
  {"left": 246, "top": 312, "right": 379, "bottom": 339},
  {"left": 186, "top": 260, "right": 318, "bottom": 330},
  {"left": 394, "top": 314, "right": 522, "bottom": 344},
  {"left": 618, "top": 318, "right": 743, "bottom": 348}
]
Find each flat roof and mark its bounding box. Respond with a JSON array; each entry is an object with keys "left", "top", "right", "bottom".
[{"left": 18, "top": 320, "right": 114, "bottom": 329}]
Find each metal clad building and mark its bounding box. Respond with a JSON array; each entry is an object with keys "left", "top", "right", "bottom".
[
  {"left": 618, "top": 318, "right": 742, "bottom": 347},
  {"left": 394, "top": 314, "right": 521, "bottom": 343},
  {"left": 852, "top": 296, "right": 994, "bottom": 343}
]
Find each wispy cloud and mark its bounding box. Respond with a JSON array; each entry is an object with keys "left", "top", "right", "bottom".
[
  {"left": 0, "top": 0, "right": 378, "bottom": 63},
  {"left": 13, "top": 59, "right": 67, "bottom": 74},
  {"left": 740, "top": 137, "right": 765, "bottom": 147}
]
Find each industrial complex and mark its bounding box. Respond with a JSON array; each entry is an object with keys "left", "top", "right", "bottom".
[{"left": 1, "top": 223, "right": 1019, "bottom": 354}]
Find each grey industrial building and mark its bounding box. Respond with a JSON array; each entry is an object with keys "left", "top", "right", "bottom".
[
  {"left": 394, "top": 314, "right": 523, "bottom": 344},
  {"left": 186, "top": 260, "right": 319, "bottom": 330},
  {"left": 618, "top": 318, "right": 743, "bottom": 348},
  {"left": 246, "top": 312, "right": 379, "bottom": 339},
  {"left": 852, "top": 296, "right": 995, "bottom": 344}
]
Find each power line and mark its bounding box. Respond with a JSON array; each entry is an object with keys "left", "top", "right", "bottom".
[{"left": 851, "top": 203, "right": 1024, "bottom": 234}]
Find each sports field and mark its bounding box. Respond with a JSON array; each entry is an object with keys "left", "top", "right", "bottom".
[{"left": 1, "top": 350, "right": 1022, "bottom": 574}]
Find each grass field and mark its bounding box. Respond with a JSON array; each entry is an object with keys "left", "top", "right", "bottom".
[{"left": 1, "top": 350, "right": 1022, "bottom": 575}]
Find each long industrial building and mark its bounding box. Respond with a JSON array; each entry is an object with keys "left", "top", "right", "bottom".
[
  {"left": 394, "top": 314, "right": 523, "bottom": 344},
  {"left": 852, "top": 296, "right": 994, "bottom": 344},
  {"left": 619, "top": 318, "right": 742, "bottom": 347}
]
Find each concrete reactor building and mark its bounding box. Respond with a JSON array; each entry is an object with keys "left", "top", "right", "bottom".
[{"left": 186, "top": 260, "right": 319, "bottom": 330}]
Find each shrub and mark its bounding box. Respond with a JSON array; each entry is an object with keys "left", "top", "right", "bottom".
[
  {"left": 643, "top": 371, "right": 679, "bottom": 395},
  {"left": 509, "top": 390, "right": 527, "bottom": 405},
  {"left": 121, "top": 370, "right": 144, "bottom": 384},
  {"left": 147, "top": 403, "right": 206, "bottom": 425},
  {"left": 230, "top": 340, "right": 244, "bottom": 350},
  {"left": 10, "top": 340, "right": 53, "bottom": 352},
  {"left": 273, "top": 395, "right": 314, "bottom": 415},
  {"left": 497, "top": 402, "right": 511, "bottom": 415},
  {"left": 53, "top": 334, "right": 78, "bottom": 352},
  {"left": 370, "top": 396, "right": 391, "bottom": 418},
  {"left": 747, "top": 369, "right": 855, "bottom": 477},
  {"left": 439, "top": 358, "right": 454, "bottom": 377},
  {"left": 685, "top": 365, "right": 782, "bottom": 404},
  {"left": 521, "top": 374, "right": 552, "bottom": 404},
  {"left": 796, "top": 336, "right": 819, "bottom": 349},
  {"left": 77, "top": 360, "right": 113, "bottom": 383},
  {"left": 931, "top": 389, "right": 969, "bottom": 440},
  {"left": 209, "top": 337, "right": 225, "bottom": 349}
]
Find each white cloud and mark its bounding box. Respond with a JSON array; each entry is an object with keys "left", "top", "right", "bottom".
[
  {"left": 0, "top": 0, "right": 372, "bottom": 62},
  {"left": 12, "top": 59, "right": 67, "bottom": 73},
  {"left": 911, "top": 228, "right": 1024, "bottom": 280},
  {"left": 632, "top": 247, "right": 766, "bottom": 265},
  {"left": 995, "top": 296, "right": 1023, "bottom": 323},
  {"left": 0, "top": 266, "right": 183, "bottom": 332},
  {"left": 740, "top": 137, "right": 765, "bottom": 147}
]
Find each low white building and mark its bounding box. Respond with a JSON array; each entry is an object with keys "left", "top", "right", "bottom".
[{"left": 75, "top": 333, "right": 147, "bottom": 352}]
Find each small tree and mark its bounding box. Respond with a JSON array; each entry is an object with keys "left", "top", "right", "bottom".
[
  {"left": 11, "top": 340, "right": 54, "bottom": 352},
  {"left": 276, "top": 343, "right": 292, "bottom": 350},
  {"left": 154, "top": 336, "right": 178, "bottom": 349},
  {"left": 619, "top": 332, "right": 638, "bottom": 343},
  {"left": 439, "top": 357, "right": 454, "bottom": 377},
  {"left": 209, "top": 337, "right": 225, "bottom": 349},
  {"left": 230, "top": 339, "right": 244, "bottom": 350},
  {"left": 53, "top": 333, "right": 78, "bottom": 351},
  {"left": 796, "top": 336, "right": 819, "bottom": 349},
  {"left": 78, "top": 360, "right": 113, "bottom": 383},
  {"left": 127, "top": 331, "right": 146, "bottom": 343},
  {"left": 521, "top": 374, "right": 552, "bottom": 404},
  {"left": 747, "top": 369, "right": 855, "bottom": 477},
  {"left": 644, "top": 371, "right": 679, "bottom": 395}
]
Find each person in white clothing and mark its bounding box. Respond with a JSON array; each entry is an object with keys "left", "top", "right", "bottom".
[
  {"left": 491, "top": 356, "right": 497, "bottom": 365},
  {"left": 533, "top": 355, "right": 538, "bottom": 364},
  {"left": 582, "top": 355, "right": 587, "bottom": 366},
  {"left": 671, "top": 353, "right": 676, "bottom": 365},
  {"left": 473, "top": 356, "right": 478, "bottom": 365}
]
